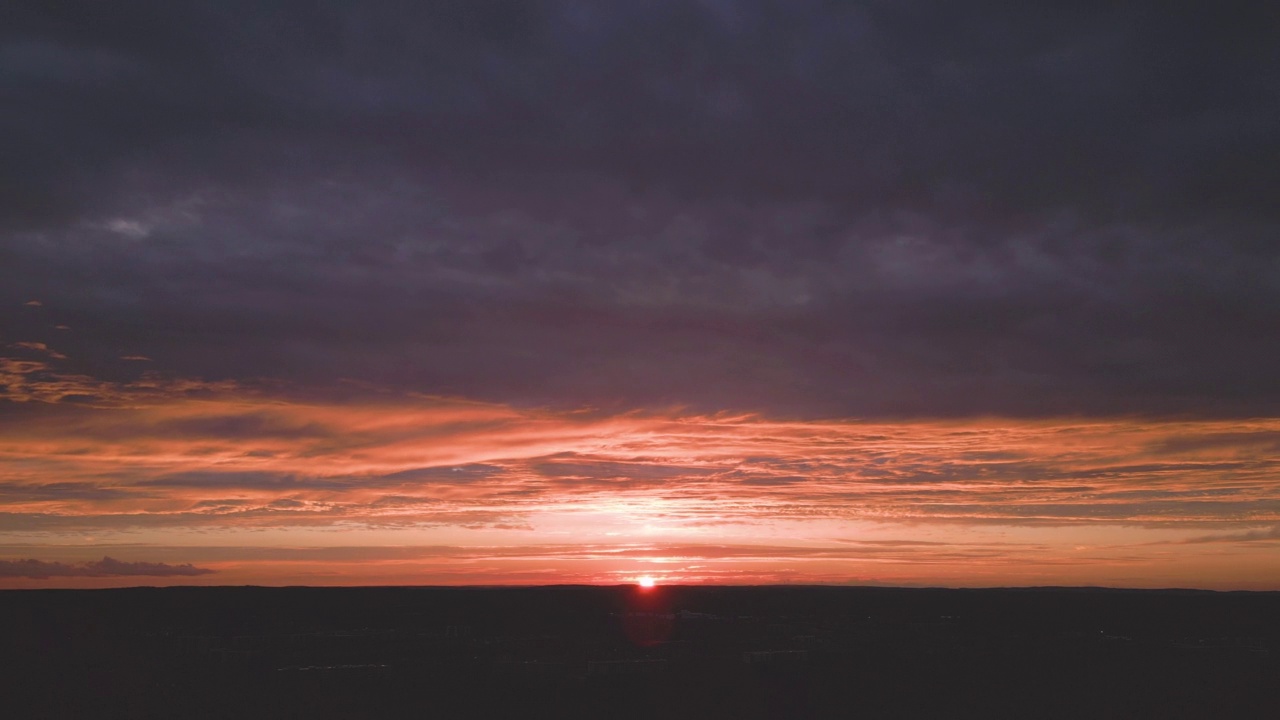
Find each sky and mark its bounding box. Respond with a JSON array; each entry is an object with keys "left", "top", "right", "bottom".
[{"left": 2, "top": 1, "right": 1278, "bottom": 589}]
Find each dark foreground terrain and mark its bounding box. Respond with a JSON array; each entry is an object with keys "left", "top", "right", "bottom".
[{"left": 2, "top": 585, "right": 1277, "bottom": 719}]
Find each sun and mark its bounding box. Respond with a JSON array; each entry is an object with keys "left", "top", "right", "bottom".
[{"left": 637, "top": 575, "right": 656, "bottom": 589}]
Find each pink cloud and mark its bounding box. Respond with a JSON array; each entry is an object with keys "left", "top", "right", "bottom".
[{"left": 1, "top": 363, "right": 1278, "bottom": 588}]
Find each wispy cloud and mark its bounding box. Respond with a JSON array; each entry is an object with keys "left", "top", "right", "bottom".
[
  {"left": 0, "top": 358, "right": 1269, "bottom": 594},
  {"left": 1181, "top": 525, "right": 1280, "bottom": 544},
  {"left": 9, "top": 342, "right": 67, "bottom": 360},
  {"left": 1, "top": 365, "right": 1277, "bottom": 553}
]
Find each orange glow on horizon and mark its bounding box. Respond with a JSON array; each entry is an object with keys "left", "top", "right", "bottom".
[{"left": 1, "top": 360, "right": 1279, "bottom": 589}]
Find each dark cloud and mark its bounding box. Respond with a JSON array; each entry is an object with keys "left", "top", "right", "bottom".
[
  {"left": 380, "top": 464, "right": 507, "bottom": 484},
  {"left": 0, "top": 483, "right": 147, "bottom": 502},
  {"left": 5, "top": 1, "right": 1275, "bottom": 220},
  {"left": 0, "top": 556, "right": 215, "bottom": 578},
  {"left": 158, "top": 414, "right": 333, "bottom": 441},
  {"left": 532, "top": 456, "right": 717, "bottom": 482},
  {"left": 136, "top": 471, "right": 350, "bottom": 491},
  {"left": 2, "top": 1, "right": 1277, "bottom": 417},
  {"left": 1182, "top": 525, "right": 1280, "bottom": 544}
]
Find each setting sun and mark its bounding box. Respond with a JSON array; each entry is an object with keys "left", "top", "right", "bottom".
[{"left": 637, "top": 576, "right": 656, "bottom": 588}]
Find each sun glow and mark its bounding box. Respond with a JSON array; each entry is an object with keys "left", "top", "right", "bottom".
[{"left": 637, "top": 575, "right": 656, "bottom": 588}]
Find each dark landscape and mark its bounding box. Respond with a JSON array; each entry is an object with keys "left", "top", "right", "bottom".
[{"left": 3, "top": 585, "right": 1277, "bottom": 719}]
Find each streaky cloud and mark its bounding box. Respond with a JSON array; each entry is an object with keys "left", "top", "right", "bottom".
[{"left": 0, "top": 556, "right": 215, "bottom": 578}]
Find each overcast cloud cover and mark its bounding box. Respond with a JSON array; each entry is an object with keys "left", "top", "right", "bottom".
[
  {"left": 2, "top": 0, "right": 1277, "bottom": 416},
  {"left": 1, "top": 2, "right": 1278, "bottom": 587}
]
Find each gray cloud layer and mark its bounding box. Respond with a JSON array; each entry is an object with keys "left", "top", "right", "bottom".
[
  {"left": 0, "top": 556, "right": 215, "bottom": 578},
  {"left": 2, "top": 2, "right": 1278, "bottom": 416}
]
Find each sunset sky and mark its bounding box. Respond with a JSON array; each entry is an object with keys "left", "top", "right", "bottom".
[{"left": 2, "top": 2, "right": 1278, "bottom": 589}]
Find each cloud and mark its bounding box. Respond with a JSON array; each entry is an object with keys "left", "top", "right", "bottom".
[
  {"left": 6, "top": 3, "right": 1277, "bottom": 223},
  {"left": 0, "top": 483, "right": 148, "bottom": 502},
  {"left": 0, "top": 3, "right": 1277, "bottom": 418},
  {"left": 0, "top": 556, "right": 215, "bottom": 578},
  {"left": 2, "top": 3, "right": 1279, "bottom": 589},
  {"left": 0, "top": 377, "right": 1276, "bottom": 534},
  {"left": 0, "top": 356, "right": 239, "bottom": 405},
  {"left": 1182, "top": 525, "right": 1280, "bottom": 544},
  {"left": 9, "top": 342, "right": 67, "bottom": 360}
]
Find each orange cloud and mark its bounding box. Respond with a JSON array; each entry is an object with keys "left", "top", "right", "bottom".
[{"left": 2, "top": 361, "right": 1279, "bottom": 588}]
